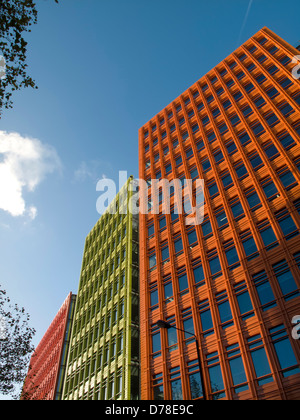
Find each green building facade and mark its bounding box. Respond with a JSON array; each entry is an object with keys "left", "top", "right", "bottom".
[{"left": 62, "top": 177, "right": 139, "bottom": 400}]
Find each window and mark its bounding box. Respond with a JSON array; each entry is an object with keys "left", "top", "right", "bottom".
[
  {"left": 151, "top": 325, "right": 161, "bottom": 357},
  {"left": 192, "top": 262, "right": 205, "bottom": 287},
  {"left": 163, "top": 275, "right": 173, "bottom": 303},
  {"left": 148, "top": 224, "right": 154, "bottom": 238},
  {"left": 238, "top": 131, "right": 251, "bottom": 146},
  {"left": 264, "top": 112, "right": 279, "bottom": 127},
  {"left": 247, "top": 335, "right": 273, "bottom": 386},
  {"left": 153, "top": 373, "right": 164, "bottom": 400},
  {"left": 170, "top": 367, "right": 183, "bottom": 400},
  {"left": 251, "top": 122, "right": 265, "bottom": 137},
  {"left": 216, "top": 290, "right": 233, "bottom": 329},
  {"left": 150, "top": 284, "right": 159, "bottom": 309},
  {"left": 161, "top": 244, "right": 170, "bottom": 262},
  {"left": 178, "top": 272, "right": 189, "bottom": 292},
  {"left": 214, "top": 209, "right": 226, "bottom": 230},
  {"left": 188, "top": 360, "right": 203, "bottom": 399},
  {"left": 208, "top": 181, "right": 219, "bottom": 198},
  {"left": 224, "top": 240, "right": 240, "bottom": 270},
  {"left": 187, "top": 229, "right": 198, "bottom": 247},
  {"left": 269, "top": 325, "right": 300, "bottom": 378},
  {"left": 249, "top": 153, "right": 263, "bottom": 170},
  {"left": 261, "top": 178, "right": 279, "bottom": 201},
  {"left": 263, "top": 142, "right": 279, "bottom": 160},
  {"left": 277, "top": 131, "right": 296, "bottom": 150},
  {"left": 241, "top": 230, "right": 259, "bottom": 260},
  {"left": 227, "top": 344, "right": 248, "bottom": 393},
  {"left": 208, "top": 249, "right": 222, "bottom": 278},
  {"left": 266, "top": 86, "right": 279, "bottom": 99},
  {"left": 272, "top": 260, "right": 300, "bottom": 301},
  {"left": 221, "top": 172, "right": 233, "bottom": 189},
  {"left": 166, "top": 315, "right": 178, "bottom": 351},
  {"left": 241, "top": 105, "right": 253, "bottom": 117},
  {"left": 149, "top": 250, "right": 157, "bottom": 270},
  {"left": 199, "top": 299, "right": 214, "bottom": 337},
  {"left": 201, "top": 218, "right": 213, "bottom": 238},
  {"left": 234, "top": 281, "right": 254, "bottom": 320},
  {"left": 230, "top": 198, "right": 244, "bottom": 220},
  {"left": 182, "top": 307, "right": 195, "bottom": 341},
  {"left": 174, "top": 237, "right": 183, "bottom": 255},
  {"left": 206, "top": 352, "right": 225, "bottom": 400},
  {"left": 225, "top": 140, "right": 237, "bottom": 155},
  {"left": 278, "top": 168, "right": 297, "bottom": 190},
  {"left": 159, "top": 216, "right": 166, "bottom": 231},
  {"left": 258, "top": 220, "right": 278, "bottom": 251},
  {"left": 213, "top": 149, "right": 224, "bottom": 164},
  {"left": 202, "top": 158, "right": 211, "bottom": 172},
  {"left": 235, "top": 162, "right": 248, "bottom": 179},
  {"left": 253, "top": 95, "right": 266, "bottom": 108},
  {"left": 275, "top": 208, "right": 299, "bottom": 240},
  {"left": 218, "top": 123, "right": 228, "bottom": 135},
  {"left": 252, "top": 270, "right": 277, "bottom": 311}
]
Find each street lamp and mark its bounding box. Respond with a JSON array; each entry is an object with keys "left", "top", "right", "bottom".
[{"left": 157, "top": 319, "right": 208, "bottom": 401}]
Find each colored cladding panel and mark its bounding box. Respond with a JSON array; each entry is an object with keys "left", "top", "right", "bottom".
[
  {"left": 62, "top": 177, "right": 139, "bottom": 400},
  {"left": 139, "top": 27, "right": 300, "bottom": 400},
  {"left": 22, "top": 293, "right": 76, "bottom": 400}
]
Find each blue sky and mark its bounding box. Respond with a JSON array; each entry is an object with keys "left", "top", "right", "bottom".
[{"left": 0, "top": 0, "right": 300, "bottom": 350}]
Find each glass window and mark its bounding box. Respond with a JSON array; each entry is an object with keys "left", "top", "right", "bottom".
[
  {"left": 277, "top": 214, "right": 298, "bottom": 238},
  {"left": 242, "top": 237, "right": 258, "bottom": 257},
  {"left": 222, "top": 173, "right": 233, "bottom": 188},
  {"left": 246, "top": 190, "right": 261, "bottom": 210},
  {"left": 161, "top": 245, "right": 169, "bottom": 261},
  {"left": 149, "top": 253, "right": 157, "bottom": 269},
  {"left": 262, "top": 180, "right": 279, "bottom": 199},
  {"left": 183, "top": 316, "right": 195, "bottom": 339},
  {"left": 270, "top": 325, "right": 300, "bottom": 378},
  {"left": 171, "top": 379, "right": 183, "bottom": 400},
  {"left": 218, "top": 300, "right": 232, "bottom": 324},
  {"left": 228, "top": 347, "right": 248, "bottom": 393},
  {"left": 279, "top": 171, "right": 296, "bottom": 189},
  {"left": 248, "top": 335, "right": 273, "bottom": 386},
  {"left": 174, "top": 238, "right": 183, "bottom": 254},
  {"left": 273, "top": 260, "right": 300, "bottom": 300},
  {"left": 189, "top": 363, "right": 203, "bottom": 400},
  {"left": 225, "top": 247, "right": 239, "bottom": 266},
  {"left": 201, "top": 219, "right": 212, "bottom": 237},
  {"left": 152, "top": 332, "right": 161, "bottom": 354},
  {"left": 209, "top": 255, "right": 221, "bottom": 276},
  {"left": 153, "top": 374, "right": 164, "bottom": 400},
  {"left": 193, "top": 265, "right": 205, "bottom": 285},
  {"left": 260, "top": 226, "right": 277, "bottom": 247},
  {"left": 164, "top": 281, "right": 173, "bottom": 302},
  {"left": 150, "top": 289, "right": 158, "bottom": 308},
  {"left": 208, "top": 182, "right": 219, "bottom": 197},
  {"left": 252, "top": 270, "right": 277, "bottom": 311},
  {"left": 188, "top": 230, "right": 198, "bottom": 246},
  {"left": 231, "top": 201, "right": 244, "bottom": 219},
  {"left": 207, "top": 353, "right": 225, "bottom": 400},
  {"left": 216, "top": 211, "right": 228, "bottom": 228},
  {"left": 178, "top": 274, "right": 188, "bottom": 292}
]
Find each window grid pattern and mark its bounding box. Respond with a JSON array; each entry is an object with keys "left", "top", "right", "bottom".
[{"left": 139, "top": 27, "right": 300, "bottom": 401}]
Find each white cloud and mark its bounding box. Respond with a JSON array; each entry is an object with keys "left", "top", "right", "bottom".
[{"left": 0, "top": 131, "right": 61, "bottom": 218}]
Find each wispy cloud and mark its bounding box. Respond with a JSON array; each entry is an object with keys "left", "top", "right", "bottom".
[
  {"left": 0, "top": 131, "right": 62, "bottom": 219},
  {"left": 74, "top": 160, "right": 112, "bottom": 183},
  {"left": 237, "top": 0, "right": 254, "bottom": 47}
]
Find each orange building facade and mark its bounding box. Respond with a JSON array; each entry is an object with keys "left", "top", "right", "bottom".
[
  {"left": 22, "top": 293, "right": 76, "bottom": 400},
  {"left": 139, "top": 27, "right": 300, "bottom": 400}
]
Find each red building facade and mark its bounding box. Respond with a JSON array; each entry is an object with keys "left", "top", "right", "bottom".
[
  {"left": 22, "top": 293, "right": 76, "bottom": 400},
  {"left": 139, "top": 27, "right": 300, "bottom": 400}
]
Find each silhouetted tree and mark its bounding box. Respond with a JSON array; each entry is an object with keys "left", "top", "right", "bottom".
[
  {"left": 0, "top": 0, "right": 58, "bottom": 115},
  {"left": 0, "top": 286, "right": 36, "bottom": 399}
]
